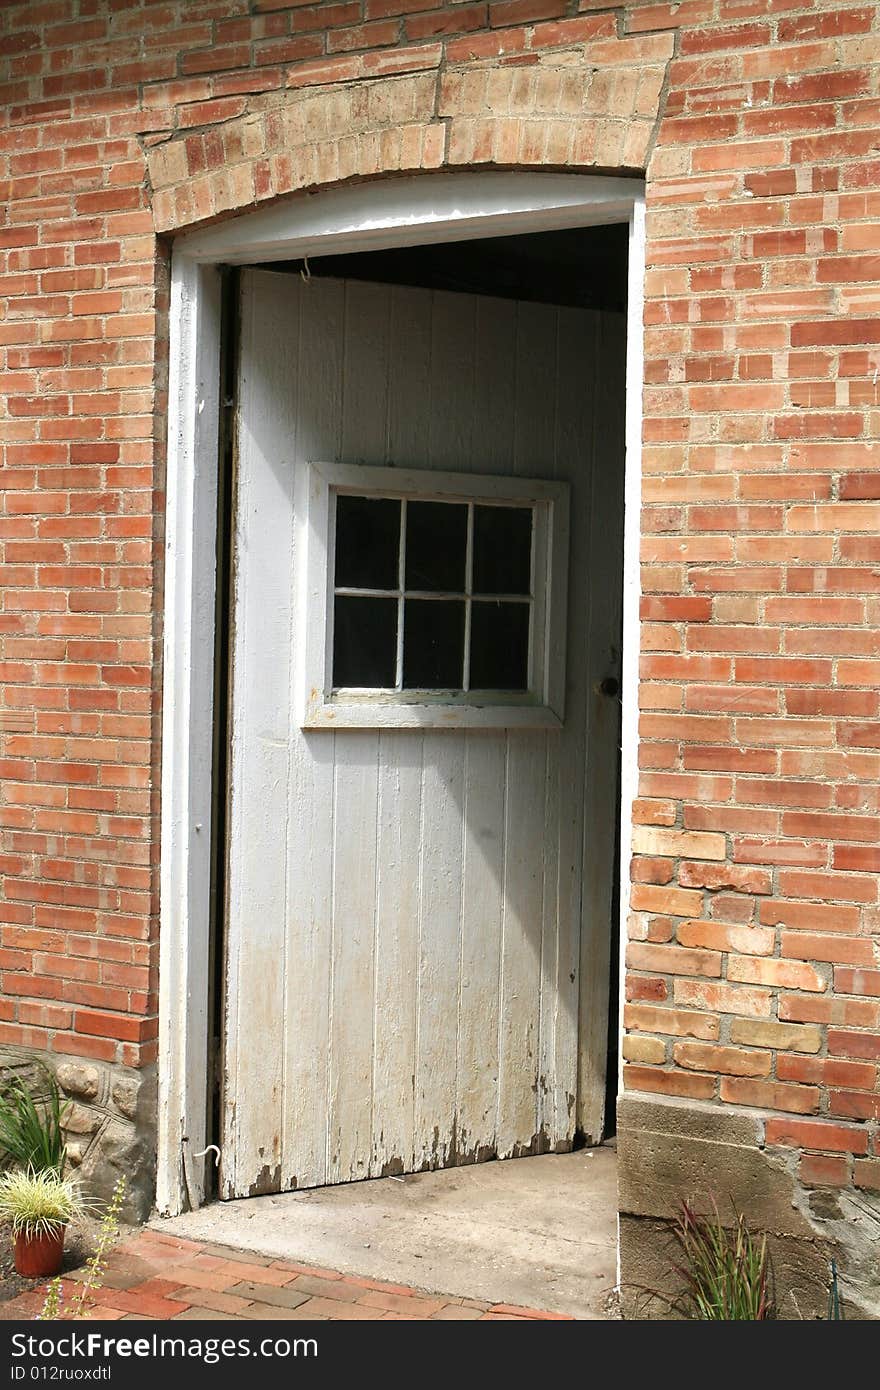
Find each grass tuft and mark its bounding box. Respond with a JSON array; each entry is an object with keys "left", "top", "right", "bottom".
[
  {"left": 0, "top": 1068, "right": 69, "bottom": 1177},
  {"left": 674, "top": 1198, "right": 774, "bottom": 1320}
]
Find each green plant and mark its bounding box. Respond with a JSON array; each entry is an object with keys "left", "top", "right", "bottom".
[
  {"left": 36, "top": 1277, "right": 63, "bottom": 1321},
  {"left": 674, "top": 1198, "right": 774, "bottom": 1320},
  {"left": 0, "top": 1068, "right": 69, "bottom": 1176},
  {"left": 36, "top": 1175, "right": 127, "bottom": 1322},
  {"left": 827, "top": 1259, "right": 844, "bottom": 1320},
  {"left": 0, "top": 1168, "right": 85, "bottom": 1242}
]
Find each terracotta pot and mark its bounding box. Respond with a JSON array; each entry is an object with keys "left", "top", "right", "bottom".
[{"left": 13, "top": 1225, "right": 66, "bottom": 1279}]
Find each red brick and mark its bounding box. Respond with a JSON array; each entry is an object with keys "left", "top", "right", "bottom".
[
  {"left": 720, "top": 1078, "right": 820, "bottom": 1115},
  {"left": 828, "top": 1029, "right": 880, "bottom": 1061},
  {"left": 799, "top": 1154, "right": 851, "bottom": 1187},
  {"left": 777, "top": 1056, "right": 877, "bottom": 1090},
  {"left": 764, "top": 1117, "right": 869, "bottom": 1156},
  {"left": 623, "top": 1064, "right": 716, "bottom": 1101},
  {"left": 626, "top": 976, "right": 668, "bottom": 1003},
  {"left": 853, "top": 1160, "right": 880, "bottom": 1192},
  {"left": 673, "top": 979, "right": 772, "bottom": 1017},
  {"left": 834, "top": 968, "right": 880, "bottom": 998},
  {"left": 626, "top": 942, "right": 722, "bottom": 978}
]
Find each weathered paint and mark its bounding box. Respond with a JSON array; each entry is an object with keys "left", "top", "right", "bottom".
[{"left": 221, "top": 268, "right": 625, "bottom": 1198}]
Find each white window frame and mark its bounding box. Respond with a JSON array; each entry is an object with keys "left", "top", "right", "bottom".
[
  {"left": 300, "top": 463, "right": 569, "bottom": 730},
  {"left": 158, "top": 170, "right": 645, "bottom": 1218}
]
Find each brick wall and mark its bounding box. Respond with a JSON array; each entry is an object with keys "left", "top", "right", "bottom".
[{"left": 0, "top": 0, "right": 878, "bottom": 1204}]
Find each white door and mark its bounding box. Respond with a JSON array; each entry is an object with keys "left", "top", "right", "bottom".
[{"left": 221, "top": 267, "right": 624, "bottom": 1198}]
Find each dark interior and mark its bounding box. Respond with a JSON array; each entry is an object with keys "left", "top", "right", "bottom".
[{"left": 260, "top": 222, "right": 628, "bottom": 313}]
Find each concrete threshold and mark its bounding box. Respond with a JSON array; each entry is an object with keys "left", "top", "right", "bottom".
[{"left": 153, "top": 1144, "right": 617, "bottom": 1319}]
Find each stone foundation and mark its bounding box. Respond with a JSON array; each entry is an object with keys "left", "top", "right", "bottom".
[
  {"left": 0, "top": 1050, "right": 156, "bottom": 1223},
  {"left": 617, "top": 1094, "right": 880, "bottom": 1321}
]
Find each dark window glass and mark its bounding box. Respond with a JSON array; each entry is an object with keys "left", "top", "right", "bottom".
[
  {"left": 403, "top": 599, "right": 465, "bottom": 689},
  {"left": 404, "top": 501, "right": 468, "bottom": 593},
  {"left": 472, "top": 505, "right": 532, "bottom": 596},
  {"left": 469, "top": 601, "right": 530, "bottom": 691},
  {"left": 334, "top": 495, "right": 400, "bottom": 590},
  {"left": 333, "top": 596, "right": 397, "bottom": 688}
]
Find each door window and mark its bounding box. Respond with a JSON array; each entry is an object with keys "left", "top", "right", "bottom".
[
  {"left": 301, "top": 463, "right": 569, "bottom": 729},
  {"left": 332, "top": 496, "right": 533, "bottom": 695}
]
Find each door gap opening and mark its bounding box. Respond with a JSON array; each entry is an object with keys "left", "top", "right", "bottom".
[{"left": 206, "top": 266, "right": 241, "bottom": 1191}]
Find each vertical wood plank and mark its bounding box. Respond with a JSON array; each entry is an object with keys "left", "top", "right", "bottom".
[
  {"left": 414, "top": 732, "right": 464, "bottom": 1170},
  {"left": 420, "top": 286, "right": 474, "bottom": 1167},
  {"left": 372, "top": 284, "right": 433, "bottom": 1175},
  {"left": 325, "top": 280, "right": 393, "bottom": 1182},
  {"left": 428, "top": 291, "right": 476, "bottom": 471},
  {"left": 496, "top": 732, "right": 545, "bottom": 1156},
  {"left": 282, "top": 274, "right": 345, "bottom": 1189},
  {"left": 329, "top": 736, "right": 379, "bottom": 1183},
  {"left": 456, "top": 733, "right": 506, "bottom": 1160},
  {"left": 371, "top": 733, "right": 422, "bottom": 1175},
  {"left": 455, "top": 295, "right": 515, "bottom": 1157},
  {"left": 472, "top": 295, "right": 517, "bottom": 476},
  {"left": 341, "top": 280, "right": 391, "bottom": 465},
  {"left": 387, "top": 284, "right": 432, "bottom": 469},
  {"left": 512, "top": 301, "right": 558, "bottom": 478},
  {"left": 222, "top": 270, "right": 298, "bottom": 1196}
]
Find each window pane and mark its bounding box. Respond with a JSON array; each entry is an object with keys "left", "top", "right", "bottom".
[
  {"left": 334, "top": 495, "right": 400, "bottom": 590},
  {"left": 403, "top": 599, "right": 465, "bottom": 689},
  {"left": 472, "top": 505, "right": 532, "bottom": 596},
  {"left": 333, "top": 596, "right": 397, "bottom": 688},
  {"left": 469, "top": 601, "right": 530, "bottom": 691},
  {"left": 404, "top": 501, "right": 468, "bottom": 592}
]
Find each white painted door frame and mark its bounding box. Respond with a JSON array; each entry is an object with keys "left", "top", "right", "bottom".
[{"left": 157, "top": 170, "right": 645, "bottom": 1216}]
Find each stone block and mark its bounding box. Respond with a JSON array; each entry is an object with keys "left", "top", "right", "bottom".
[
  {"left": 56, "top": 1063, "right": 100, "bottom": 1101},
  {"left": 618, "top": 1093, "right": 880, "bottom": 1320}
]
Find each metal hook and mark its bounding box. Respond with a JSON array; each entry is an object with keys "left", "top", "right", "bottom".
[
  {"left": 300, "top": 255, "right": 311, "bottom": 283},
  {"left": 192, "top": 1143, "right": 221, "bottom": 1165}
]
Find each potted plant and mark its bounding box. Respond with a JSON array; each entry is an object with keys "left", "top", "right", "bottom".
[{"left": 0, "top": 1168, "right": 85, "bottom": 1278}]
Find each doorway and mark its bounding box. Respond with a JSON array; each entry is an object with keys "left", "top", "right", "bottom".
[
  {"left": 156, "top": 172, "right": 644, "bottom": 1219},
  {"left": 217, "top": 224, "right": 627, "bottom": 1199}
]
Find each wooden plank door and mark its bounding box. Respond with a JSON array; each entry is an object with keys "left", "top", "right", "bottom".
[{"left": 220, "top": 267, "right": 625, "bottom": 1198}]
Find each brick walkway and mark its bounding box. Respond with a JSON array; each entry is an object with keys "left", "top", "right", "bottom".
[{"left": 4, "top": 1229, "right": 573, "bottom": 1321}]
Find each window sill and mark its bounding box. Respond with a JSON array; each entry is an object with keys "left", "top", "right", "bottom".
[{"left": 300, "top": 697, "right": 564, "bottom": 731}]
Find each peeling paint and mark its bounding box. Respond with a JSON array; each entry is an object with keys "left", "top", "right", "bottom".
[{"left": 248, "top": 1163, "right": 282, "bottom": 1198}]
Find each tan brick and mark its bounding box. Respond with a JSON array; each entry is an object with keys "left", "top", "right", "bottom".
[
  {"left": 673, "top": 1042, "right": 772, "bottom": 1078},
  {"left": 630, "top": 884, "right": 705, "bottom": 917},
  {"left": 729, "top": 1019, "right": 823, "bottom": 1053},
  {"left": 630, "top": 826, "right": 726, "bottom": 860},
  {"left": 623, "top": 1004, "right": 719, "bottom": 1040},
  {"left": 728, "top": 956, "right": 827, "bottom": 993},
  {"left": 622, "top": 1034, "right": 667, "bottom": 1064}
]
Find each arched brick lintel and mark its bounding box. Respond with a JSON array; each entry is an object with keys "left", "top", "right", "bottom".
[{"left": 147, "top": 35, "right": 673, "bottom": 236}]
